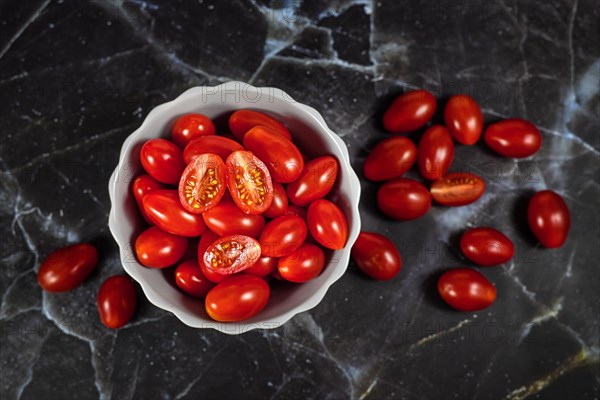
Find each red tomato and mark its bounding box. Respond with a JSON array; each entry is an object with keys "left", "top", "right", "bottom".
[
  {"left": 197, "top": 230, "right": 227, "bottom": 283},
  {"left": 143, "top": 190, "right": 206, "bottom": 237},
  {"left": 377, "top": 178, "right": 431, "bottom": 220},
  {"left": 140, "top": 138, "right": 186, "bottom": 184},
  {"left": 243, "top": 126, "right": 304, "bottom": 183},
  {"left": 430, "top": 173, "right": 485, "bottom": 206},
  {"left": 484, "top": 118, "right": 542, "bottom": 158},
  {"left": 205, "top": 275, "right": 270, "bottom": 322},
  {"left": 271, "top": 269, "right": 285, "bottom": 281},
  {"left": 528, "top": 190, "right": 570, "bottom": 248},
  {"left": 351, "top": 232, "right": 401, "bottom": 280},
  {"left": 444, "top": 94, "right": 483, "bottom": 145},
  {"left": 97, "top": 275, "right": 137, "bottom": 329},
  {"left": 226, "top": 150, "right": 273, "bottom": 214},
  {"left": 245, "top": 256, "right": 278, "bottom": 277},
  {"left": 229, "top": 109, "right": 291, "bottom": 141},
  {"left": 202, "top": 195, "right": 265, "bottom": 238},
  {"left": 284, "top": 205, "right": 307, "bottom": 220},
  {"left": 277, "top": 243, "right": 325, "bottom": 283},
  {"left": 174, "top": 259, "right": 215, "bottom": 298},
  {"left": 417, "top": 125, "right": 455, "bottom": 180},
  {"left": 264, "top": 182, "right": 289, "bottom": 219},
  {"left": 135, "top": 226, "right": 188, "bottom": 268},
  {"left": 37, "top": 243, "right": 98, "bottom": 292},
  {"left": 364, "top": 137, "right": 416, "bottom": 181},
  {"left": 179, "top": 153, "right": 226, "bottom": 214},
  {"left": 286, "top": 156, "right": 338, "bottom": 206},
  {"left": 132, "top": 174, "right": 166, "bottom": 224},
  {"left": 183, "top": 136, "right": 243, "bottom": 164},
  {"left": 438, "top": 268, "right": 496, "bottom": 311},
  {"left": 382, "top": 89, "right": 437, "bottom": 133},
  {"left": 203, "top": 235, "right": 261, "bottom": 275},
  {"left": 307, "top": 199, "right": 348, "bottom": 250},
  {"left": 460, "top": 227, "right": 514, "bottom": 266},
  {"left": 259, "top": 215, "right": 307, "bottom": 257},
  {"left": 171, "top": 113, "right": 216, "bottom": 148}
]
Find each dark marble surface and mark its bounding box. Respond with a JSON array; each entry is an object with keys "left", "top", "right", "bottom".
[{"left": 1, "top": 0, "right": 599, "bottom": 399}]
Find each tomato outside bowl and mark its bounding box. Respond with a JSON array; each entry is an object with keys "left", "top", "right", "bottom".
[{"left": 108, "top": 82, "right": 361, "bottom": 334}]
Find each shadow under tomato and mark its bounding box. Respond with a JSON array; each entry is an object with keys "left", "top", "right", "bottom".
[
  {"left": 88, "top": 235, "right": 116, "bottom": 280},
  {"left": 447, "top": 231, "right": 467, "bottom": 264},
  {"left": 512, "top": 190, "right": 539, "bottom": 247},
  {"left": 422, "top": 268, "right": 454, "bottom": 311}
]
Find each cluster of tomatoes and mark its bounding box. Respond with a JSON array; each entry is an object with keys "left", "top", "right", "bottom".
[{"left": 350, "top": 89, "right": 571, "bottom": 312}]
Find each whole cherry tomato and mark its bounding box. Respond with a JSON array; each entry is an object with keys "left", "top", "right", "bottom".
[
  {"left": 284, "top": 205, "right": 308, "bottom": 220},
  {"left": 202, "top": 195, "right": 265, "bottom": 238},
  {"left": 197, "top": 230, "right": 227, "bottom": 283},
  {"left": 229, "top": 109, "right": 291, "bottom": 141},
  {"left": 377, "top": 178, "right": 431, "bottom": 220},
  {"left": 203, "top": 235, "right": 261, "bottom": 275},
  {"left": 417, "top": 125, "right": 455, "bottom": 180},
  {"left": 135, "top": 226, "right": 188, "bottom": 268},
  {"left": 97, "top": 275, "right": 137, "bottom": 329},
  {"left": 205, "top": 275, "right": 270, "bottom": 322},
  {"left": 226, "top": 150, "right": 274, "bottom": 214},
  {"left": 132, "top": 174, "right": 166, "bottom": 224},
  {"left": 243, "top": 126, "right": 304, "bottom": 183},
  {"left": 271, "top": 269, "right": 285, "bottom": 281},
  {"left": 277, "top": 243, "right": 325, "bottom": 283},
  {"left": 382, "top": 89, "right": 437, "bottom": 133},
  {"left": 430, "top": 173, "right": 485, "bottom": 206},
  {"left": 140, "top": 138, "right": 186, "bottom": 185},
  {"left": 179, "top": 153, "right": 226, "bottom": 214},
  {"left": 264, "top": 182, "right": 289, "bottom": 219},
  {"left": 38, "top": 243, "right": 98, "bottom": 292},
  {"left": 444, "top": 94, "right": 483, "bottom": 145},
  {"left": 307, "top": 199, "right": 348, "bottom": 250},
  {"left": 175, "top": 259, "right": 215, "bottom": 298},
  {"left": 287, "top": 156, "right": 338, "bottom": 206},
  {"left": 460, "top": 227, "right": 514, "bottom": 266},
  {"left": 183, "top": 136, "right": 243, "bottom": 164},
  {"left": 351, "top": 232, "right": 401, "bottom": 280},
  {"left": 363, "top": 137, "right": 416, "bottom": 181},
  {"left": 438, "top": 268, "right": 496, "bottom": 311},
  {"left": 143, "top": 190, "right": 206, "bottom": 237},
  {"left": 245, "top": 256, "right": 278, "bottom": 277},
  {"left": 484, "top": 118, "right": 542, "bottom": 158},
  {"left": 259, "top": 215, "right": 307, "bottom": 257},
  {"left": 171, "top": 113, "right": 216, "bottom": 148},
  {"left": 528, "top": 190, "right": 570, "bottom": 248}
]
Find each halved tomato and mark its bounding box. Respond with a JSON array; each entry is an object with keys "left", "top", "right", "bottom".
[
  {"left": 430, "top": 172, "right": 486, "bottom": 206},
  {"left": 197, "top": 230, "right": 227, "bottom": 283},
  {"left": 226, "top": 151, "right": 273, "bottom": 214},
  {"left": 183, "top": 136, "right": 244, "bottom": 164},
  {"left": 178, "top": 153, "right": 226, "bottom": 214},
  {"left": 203, "top": 235, "right": 261, "bottom": 275}
]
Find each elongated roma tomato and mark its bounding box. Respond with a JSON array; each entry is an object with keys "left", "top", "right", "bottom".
[
  {"left": 264, "top": 182, "right": 289, "bottom": 219},
  {"left": 364, "top": 137, "right": 416, "bottom": 181},
  {"left": 438, "top": 268, "right": 496, "bottom": 311},
  {"left": 229, "top": 109, "right": 291, "bottom": 140},
  {"left": 444, "top": 94, "right": 483, "bottom": 145},
  {"left": 135, "top": 226, "right": 188, "bottom": 268},
  {"left": 226, "top": 150, "right": 273, "bottom": 214},
  {"left": 140, "top": 138, "right": 186, "bottom": 185},
  {"left": 528, "top": 190, "right": 570, "bottom": 248},
  {"left": 132, "top": 174, "right": 166, "bottom": 224},
  {"left": 383, "top": 89, "right": 437, "bottom": 133},
  {"left": 202, "top": 195, "right": 265, "bottom": 238},
  {"left": 417, "top": 125, "right": 454, "bottom": 180},
  {"left": 171, "top": 113, "right": 216, "bottom": 148},
  {"left": 287, "top": 156, "right": 338, "bottom": 206},
  {"left": 203, "top": 235, "right": 261, "bottom": 275},
  {"left": 377, "top": 178, "right": 431, "bottom": 220},
  {"left": 430, "top": 173, "right": 485, "bottom": 206},
  {"left": 38, "top": 243, "right": 98, "bottom": 292},
  {"left": 460, "top": 227, "right": 514, "bottom": 266},
  {"left": 143, "top": 190, "right": 206, "bottom": 237},
  {"left": 351, "top": 232, "right": 401, "bottom": 280},
  {"left": 205, "top": 275, "right": 270, "bottom": 322},
  {"left": 307, "top": 199, "right": 348, "bottom": 250},
  {"left": 175, "top": 259, "right": 215, "bottom": 298},
  {"left": 484, "top": 118, "right": 542, "bottom": 158},
  {"left": 260, "top": 215, "right": 307, "bottom": 257},
  {"left": 183, "top": 136, "right": 243, "bottom": 164},
  {"left": 97, "top": 275, "right": 137, "bottom": 329},
  {"left": 245, "top": 256, "right": 278, "bottom": 277},
  {"left": 277, "top": 243, "right": 325, "bottom": 283},
  {"left": 197, "top": 230, "right": 227, "bottom": 283},
  {"left": 179, "top": 153, "right": 226, "bottom": 214},
  {"left": 243, "top": 126, "right": 304, "bottom": 183}
]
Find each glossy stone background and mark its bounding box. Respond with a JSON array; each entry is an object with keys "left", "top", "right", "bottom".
[{"left": 1, "top": 0, "right": 599, "bottom": 399}]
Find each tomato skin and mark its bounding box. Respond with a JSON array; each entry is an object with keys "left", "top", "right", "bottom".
[
  {"left": 226, "top": 150, "right": 274, "bottom": 215},
  {"left": 430, "top": 173, "right": 485, "bottom": 207},
  {"left": 264, "top": 182, "right": 289, "bottom": 219},
  {"left": 243, "top": 126, "right": 304, "bottom": 183},
  {"left": 143, "top": 190, "right": 206, "bottom": 237},
  {"left": 260, "top": 215, "right": 307, "bottom": 257},
  {"left": 417, "top": 125, "right": 455, "bottom": 180},
  {"left": 287, "top": 156, "right": 338, "bottom": 206},
  {"left": 203, "top": 235, "right": 261, "bottom": 275},
  {"left": 307, "top": 199, "right": 348, "bottom": 250},
  {"left": 438, "top": 268, "right": 496, "bottom": 311},
  {"left": 135, "top": 226, "right": 188, "bottom": 268},
  {"left": 444, "top": 95, "right": 483, "bottom": 145},
  {"left": 38, "top": 243, "right": 98, "bottom": 292},
  {"left": 179, "top": 153, "right": 227, "bottom": 214},
  {"left": 528, "top": 190, "right": 570, "bottom": 248},
  {"left": 132, "top": 175, "right": 166, "bottom": 224},
  {"left": 484, "top": 119, "right": 542, "bottom": 158},
  {"left": 197, "top": 230, "right": 227, "bottom": 283},
  {"left": 460, "top": 227, "right": 514, "bottom": 266},
  {"left": 377, "top": 178, "right": 431, "bottom": 220},
  {"left": 229, "top": 109, "right": 291, "bottom": 141},
  {"left": 174, "top": 259, "right": 215, "bottom": 298},
  {"left": 97, "top": 275, "right": 137, "bottom": 329},
  {"left": 364, "top": 137, "right": 416, "bottom": 181},
  {"left": 205, "top": 275, "right": 270, "bottom": 322},
  {"left": 202, "top": 196, "right": 265, "bottom": 238},
  {"left": 351, "top": 232, "right": 401, "bottom": 280},
  {"left": 245, "top": 256, "right": 278, "bottom": 277},
  {"left": 277, "top": 243, "right": 325, "bottom": 283},
  {"left": 140, "top": 139, "right": 186, "bottom": 185},
  {"left": 183, "top": 136, "right": 243, "bottom": 164},
  {"left": 171, "top": 113, "right": 216, "bottom": 148},
  {"left": 284, "top": 205, "right": 307, "bottom": 220},
  {"left": 383, "top": 90, "right": 437, "bottom": 133}
]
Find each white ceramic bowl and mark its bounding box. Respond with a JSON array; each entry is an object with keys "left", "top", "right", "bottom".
[{"left": 108, "top": 82, "right": 361, "bottom": 334}]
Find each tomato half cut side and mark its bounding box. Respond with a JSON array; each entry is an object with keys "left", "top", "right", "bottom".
[
  {"left": 430, "top": 173, "right": 486, "bottom": 207},
  {"left": 203, "top": 235, "right": 261, "bottom": 275},
  {"left": 179, "top": 153, "right": 226, "bottom": 214},
  {"left": 226, "top": 150, "right": 274, "bottom": 214}
]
